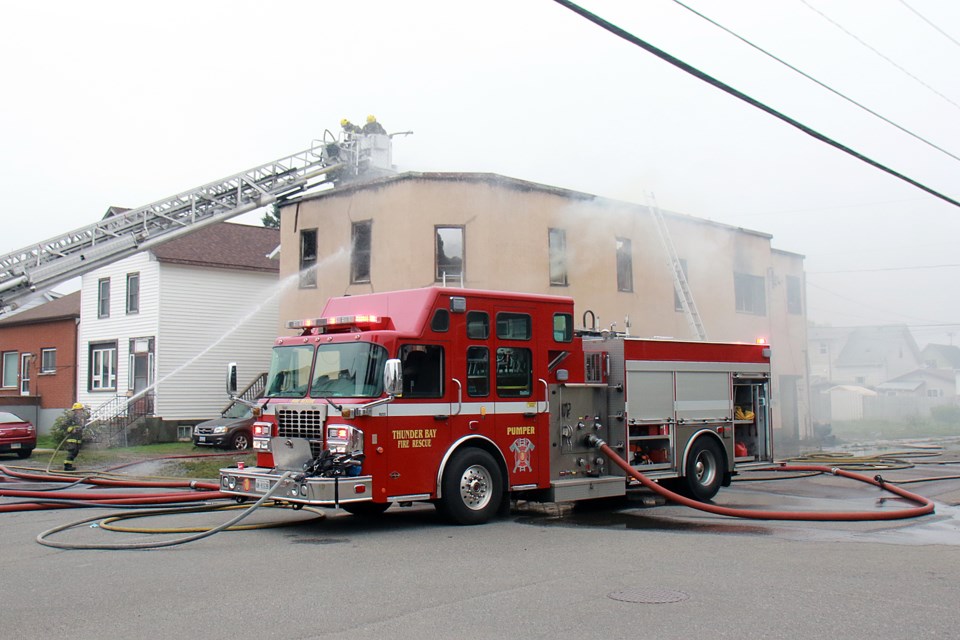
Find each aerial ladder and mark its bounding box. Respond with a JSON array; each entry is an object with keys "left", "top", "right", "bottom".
[
  {"left": 0, "top": 131, "right": 393, "bottom": 313},
  {"left": 646, "top": 192, "right": 707, "bottom": 341}
]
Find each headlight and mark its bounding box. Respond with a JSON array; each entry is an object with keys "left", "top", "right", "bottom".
[
  {"left": 227, "top": 476, "right": 237, "bottom": 490},
  {"left": 213, "top": 426, "right": 227, "bottom": 434}
]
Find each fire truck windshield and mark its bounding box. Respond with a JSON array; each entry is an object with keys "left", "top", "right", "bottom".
[{"left": 264, "top": 342, "right": 388, "bottom": 399}]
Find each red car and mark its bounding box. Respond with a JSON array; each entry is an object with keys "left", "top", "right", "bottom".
[{"left": 0, "top": 411, "right": 36, "bottom": 459}]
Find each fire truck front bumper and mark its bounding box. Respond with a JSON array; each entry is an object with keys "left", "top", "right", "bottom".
[{"left": 219, "top": 467, "right": 373, "bottom": 506}]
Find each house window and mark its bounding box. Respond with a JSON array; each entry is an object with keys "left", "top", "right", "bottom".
[
  {"left": 98, "top": 278, "right": 111, "bottom": 318},
  {"left": 435, "top": 226, "right": 464, "bottom": 283},
  {"left": 126, "top": 272, "right": 140, "bottom": 314},
  {"left": 89, "top": 341, "right": 118, "bottom": 391},
  {"left": 351, "top": 221, "right": 371, "bottom": 284},
  {"left": 674, "top": 258, "right": 689, "bottom": 311},
  {"left": 2, "top": 351, "right": 17, "bottom": 388},
  {"left": 299, "top": 229, "right": 318, "bottom": 288},
  {"left": 616, "top": 237, "right": 633, "bottom": 292},
  {"left": 734, "top": 272, "right": 766, "bottom": 316},
  {"left": 786, "top": 275, "right": 802, "bottom": 315},
  {"left": 819, "top": 343, "right": 828, "bottom": 355},
  {"left": 927, "top": 389, "right": 944, "bottom": 398},
  {"left": 548, "top": 228, "right": 568, "bottom": 286},
  {"left": 40, "top": 349, "right": 57, "bottom": 374}
]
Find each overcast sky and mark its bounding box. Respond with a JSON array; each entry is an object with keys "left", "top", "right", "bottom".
[{"left": 2, "top": 0, "right": 959, "bottom": 346}]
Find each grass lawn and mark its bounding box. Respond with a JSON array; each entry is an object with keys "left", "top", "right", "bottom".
[{"left": 9, "top": 438, "right": 255, "bottom": 480}]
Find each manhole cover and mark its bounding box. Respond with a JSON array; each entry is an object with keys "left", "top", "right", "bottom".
[{"left": 608, "top": 588, "right": 689, "bottom": 604}]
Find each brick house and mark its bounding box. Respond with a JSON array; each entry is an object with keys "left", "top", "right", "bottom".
[{"left": 0, "top": 292, "right": 80, "bottom": 432}]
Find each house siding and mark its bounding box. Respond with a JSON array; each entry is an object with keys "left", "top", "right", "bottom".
[
  {"left": 77, "top": 252, "right": 160, "bottom": 411},
  {"left": 0, "top": 316, "right": 79, "bottom": 432},
  {"left": 156, "top": 263, "right": 277, "bottom": 420}
]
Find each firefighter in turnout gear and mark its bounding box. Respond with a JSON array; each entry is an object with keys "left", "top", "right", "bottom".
[{"left": 63, "top": 403, "right": 89, "bottom": 471}]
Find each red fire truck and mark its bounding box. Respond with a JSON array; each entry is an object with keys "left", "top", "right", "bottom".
[{"left": 220, "top": 287, "right": 773, "bottom": 524}]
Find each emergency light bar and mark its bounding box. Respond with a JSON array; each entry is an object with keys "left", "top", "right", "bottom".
[{"left": 287, "top": 314, "right": 386, "bottom": 331}]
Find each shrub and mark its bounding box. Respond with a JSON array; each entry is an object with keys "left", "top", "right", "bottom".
[{"left": 931, "top": 404, "right": 960, "bottom": 425}]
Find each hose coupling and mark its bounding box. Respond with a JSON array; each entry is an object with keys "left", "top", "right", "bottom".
[
  {"left": 584, "top": 433, "right": 606, "bottom": 449},
  {"left": 830, "top": 467, "right": 841, "bottom": 475}
]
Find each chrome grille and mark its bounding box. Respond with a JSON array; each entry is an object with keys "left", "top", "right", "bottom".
[{"left": 277, "top": 408, "right": 326, "bottom": 440}]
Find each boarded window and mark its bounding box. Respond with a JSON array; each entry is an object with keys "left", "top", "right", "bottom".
[
  {"left": 351, "top": 221, "right": 372, "bottom": 283},
  {"left": 786, "top": 275, "right": 802, "bottom": 315},
  {"left": 300, "top": 229, "right": 318, "bottom": 288},
  {"left": 435, "top": 226, "right": 464, "bottom": 283},
  {"left": 548, "top": 228, "right": 568, "bottom": 286},
  {"left": 734, "top": 272, "right": 766, "bottom": 316},
  {"left": 616, "top": 238, "right": 633, "bottom": 292}
]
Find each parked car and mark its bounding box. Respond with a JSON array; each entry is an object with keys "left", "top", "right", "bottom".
[
  {"left": 0, "top": 411, "right": 37, "bottom": 459},
  {"left": 192, "top": 403, "right": 254, "bottom": 450}
]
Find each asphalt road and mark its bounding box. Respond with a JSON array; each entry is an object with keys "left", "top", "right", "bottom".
[{"left": 2, "top": 443, "right": 959, "bottom": 640}]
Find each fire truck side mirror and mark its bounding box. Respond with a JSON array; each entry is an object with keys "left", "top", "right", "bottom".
[
  {"left": 227, "top": 362, "right": 238, "bottom": 397},
  {"left": 384, "top": 358, "right": 403, "bottom": 396}
]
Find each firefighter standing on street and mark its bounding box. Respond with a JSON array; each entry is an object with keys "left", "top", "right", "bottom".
[{"left": 63, "top": 402, "right": 89, "bottom": 471}]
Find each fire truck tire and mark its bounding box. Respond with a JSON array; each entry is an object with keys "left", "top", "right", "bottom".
[
  {"left": 439, "top": 448, "right": 503, "bottom": 525},
  {"left": 680, "top": 437, "right": 725, "bottom": 502},
  {"left": 340, "top": 502, "right": 391, "bottom": 517}
]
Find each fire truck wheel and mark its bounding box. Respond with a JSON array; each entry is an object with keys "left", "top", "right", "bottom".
[
  {"left": 340, "top": 502, "right": 391, "bottom": 517},
  {"left": 681, "top": 437, "right": 725, "bottom": 502},
  {"left": 440, "top": 448, "right": 503, "bottom": 525}
]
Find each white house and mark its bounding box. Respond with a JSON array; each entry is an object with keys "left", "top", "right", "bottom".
[{"left": 76, "top": 222, "right": 280, "bottom": 435}]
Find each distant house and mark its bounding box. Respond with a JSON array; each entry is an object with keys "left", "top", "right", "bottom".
[
  {"left": 0, "top": 292, "right": 81, "bottom": 431},
  {"left": 75, "top": 222, "right": 280, "bottom": 439},
  {"left": 809, "top": 325, "right": 922, "bottom": 388},
  {"left": 876, "top": 368, "right": 957, "bottom": 399}
]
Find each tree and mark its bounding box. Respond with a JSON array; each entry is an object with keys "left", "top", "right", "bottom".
[{"left": 261, "top": 203, "right": 281, "bottom": 229}]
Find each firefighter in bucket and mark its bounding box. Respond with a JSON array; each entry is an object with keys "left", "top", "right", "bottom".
[{"left": 62, "top": 402, "right": 89, "bottom": 471}]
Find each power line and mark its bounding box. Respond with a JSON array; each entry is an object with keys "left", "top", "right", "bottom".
[
  {"left": 808, "top": 263, "right": 960, "bottom": 274},
  {"left": 897, "top": 0, "right": 960, "bottom": 50},
  {"left": 806, "top": 281, "right": 948, "bottom": 325},
  {"left": 669, "top": 0, "right": 960, "bottom": 164},
  {"left": 799, "top": 0, "right": 960, "bottom": 112},
  {"left": 550, "top": 0, "right": 960, "bottom": 210}
]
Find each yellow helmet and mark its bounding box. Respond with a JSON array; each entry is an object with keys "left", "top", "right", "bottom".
[
  {"left": 366, "top": 114, "right": 377, "bottom": 123},
  {"left": 340, "top": 118, "right": 350, "bottom": 127},
  {"left": 72, "top": 402, "right": 85, "bottom": 410}
]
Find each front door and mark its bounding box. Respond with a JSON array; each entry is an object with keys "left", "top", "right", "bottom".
[
  {"left": 128, "top": 337, "right": 155, "bottom": 414},
  {"left": 19, "top": 353, "right": 30, "bottom": 396}
]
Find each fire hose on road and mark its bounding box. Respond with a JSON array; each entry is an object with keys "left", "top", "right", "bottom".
[{"left": 585, "top": 434, "right": 936, "bottom": 521}]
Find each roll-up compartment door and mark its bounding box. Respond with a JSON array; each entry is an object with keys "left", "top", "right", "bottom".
[{"left": 675, "top": 372, "right": 731, "bottom": 421}]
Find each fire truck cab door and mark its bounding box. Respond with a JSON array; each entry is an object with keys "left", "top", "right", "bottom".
[{"left": 492, "top": 310, "right": 544, "bottom": 487}]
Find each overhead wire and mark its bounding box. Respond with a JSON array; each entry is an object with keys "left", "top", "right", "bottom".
[
  {"left": 669, "top": 0, "right": 960, "bottom": 164},
  {"left": 898, "top": 0, "right": 960, "bottom": 49},
  {"left": 798, "top": 0, "right": 960, "bottom": 112},
  {"left": 550, "top": 0, "right": 960, "bottom": 210}
]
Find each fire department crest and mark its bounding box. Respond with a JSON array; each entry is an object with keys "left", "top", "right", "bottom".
[{"left": 510, "top": 437, "right": 535, "bottom": 473}]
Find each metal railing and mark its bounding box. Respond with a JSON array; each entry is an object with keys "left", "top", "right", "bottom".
[{"left": 86, "top": 392, "right": 155, "bottom": 448}]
